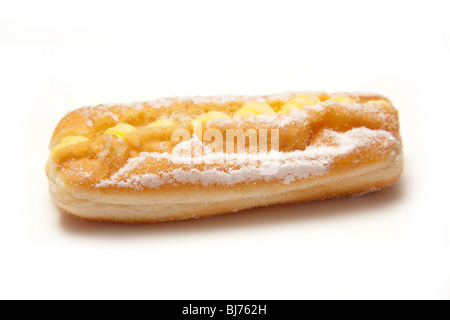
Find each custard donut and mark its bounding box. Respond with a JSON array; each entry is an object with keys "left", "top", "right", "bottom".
[{"left": 46, "top": 91, "right": 403, "bottom": 223}]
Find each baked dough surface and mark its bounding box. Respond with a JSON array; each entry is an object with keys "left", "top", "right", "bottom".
[{"left": 46, "top": 91, "right": 403, "bottom": 223}]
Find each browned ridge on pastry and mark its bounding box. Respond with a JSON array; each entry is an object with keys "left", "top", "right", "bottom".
[{"left": 46, "top": 91, "right": 403, "bottom": 223}]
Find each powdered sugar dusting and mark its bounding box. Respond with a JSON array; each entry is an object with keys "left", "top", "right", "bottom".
[
  {"left": 136, "top": 91, "right": 305, "bottom": 109},
  {"left": 77, "top": 91, "right": 388, "bottom": 128},
  {"left": 105, "top": 91, "right": 383, "bottom": 110},
  {"left": 96, "top": 127, "right": 395, "bottom": 189},
  {"left": 81, "top": 105, "right": 121, "bottom": 127}
]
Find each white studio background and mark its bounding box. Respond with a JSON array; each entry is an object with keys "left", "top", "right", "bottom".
[{"left": 1, "top": 0, "right": 449, "bottom": 299}]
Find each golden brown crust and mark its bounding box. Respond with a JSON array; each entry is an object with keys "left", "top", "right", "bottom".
[{"left": 47, "top": 91, "right": 403, "bottom": 223}]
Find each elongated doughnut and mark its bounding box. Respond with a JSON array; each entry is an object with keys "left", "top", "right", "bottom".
[{"left": 46, "top": 91, "right": 403, "bottom": 223}]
